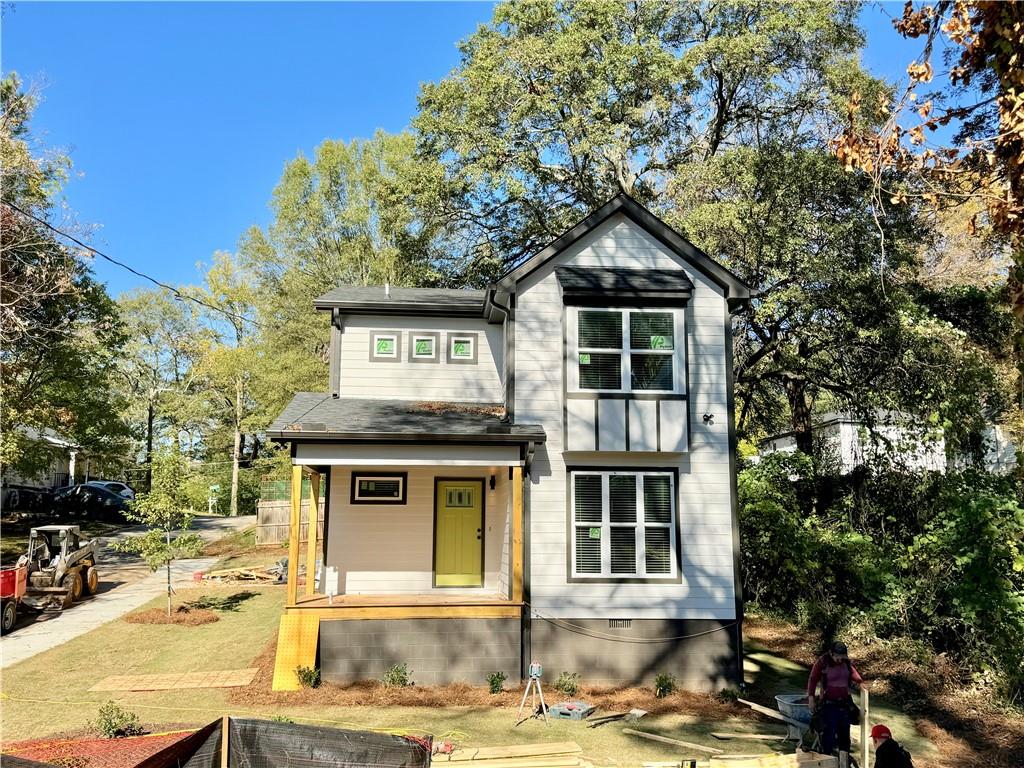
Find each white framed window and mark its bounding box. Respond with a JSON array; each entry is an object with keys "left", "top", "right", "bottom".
[
  {"left": 569, "top": 308, "right": 684, "bottom": 393},
  {"left": 412, "top": 335, "right": 436, "bottom": 359},
  {"left": 569, "top": 470, "right": 677, "bottom": 579},
  {"left": 351, "top": 472, "right": 407, "bottom": 504},
  {"left": 371, "top": 332, "right": 399, "bottom": 359},
  {"left": 448, "top": 333, "right": 477, "bottom": 363}
]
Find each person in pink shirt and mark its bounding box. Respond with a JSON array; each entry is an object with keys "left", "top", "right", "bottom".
[{"left": 806, "top": 641, "right": 865, "bottom": 755}]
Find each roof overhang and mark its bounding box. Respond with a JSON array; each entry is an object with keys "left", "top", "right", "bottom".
[{"left": 555, "top": 266, "right": 694, "bottom": 307}]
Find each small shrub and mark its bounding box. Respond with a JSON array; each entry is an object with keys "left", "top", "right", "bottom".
[
  {"left": 654, "top": 672, "right": 677, "bottom": 698},
  {"left": 94, "top": 701, "right": 143, "bottom": 739},
  {"left": 270, "top": 715, "right": 295, "bottom": 723},
  {"left": 554, "top": 671, "right": 580, "bottom": 696},
  {"left": 486, "top": 671, "right": 507, "bottom": 694},
  {"left": 716, "top": 687, "right": 740, "bottom": 703},
  {"left": 295, "top": 665, "right": 321, "bottom": 688},
  {"left": 382, "top": 662, "right": 412, "bottom": 688}
]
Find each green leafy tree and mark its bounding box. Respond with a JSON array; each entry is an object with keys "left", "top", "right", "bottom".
[
  {"left": 116, "top": 449, "right": 203, "bottom": 616},
  {"left": 1, "top": 73, "right": 129, "bottom": 478}
]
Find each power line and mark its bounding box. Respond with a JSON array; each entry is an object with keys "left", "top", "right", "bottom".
[{"left": 3, "top": 200, "right": 261, "bottom": 330}]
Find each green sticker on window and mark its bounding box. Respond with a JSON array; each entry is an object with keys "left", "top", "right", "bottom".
[
  {"left": 649, "top": 335, "right": 670, "bottom": 350},
  {"left": 579, "top": 353, "right": 591, "bottom": 365},
  {"left": 376, "top": 337, "right": 395, "bottom": 355},
  {"left": 453, "top": 341, "right": 470, "bottom": 357},
  {"left": 589, "top": 527, "right": 601, "bottom": 539},
  {"left": 415, "top": 339, "right": 433, "bottom": 356}
]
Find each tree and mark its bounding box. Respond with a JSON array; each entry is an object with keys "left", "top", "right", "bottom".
[
  {"left": 115, "top": 449, "right": 203, "bottom": 616},
  {"left": 116, "top": 290, "right": 202, "bottom": 488},
  {"left": 191, "top": 252, "right": 260, "bottom": 516},
  {"left": 1, "top": 73, "right": 129, "bottom": 477},
  {"left": 415, "top": 0, "right": 883, "bottom": 268}
]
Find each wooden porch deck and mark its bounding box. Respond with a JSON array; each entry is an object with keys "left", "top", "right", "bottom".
[{"left": 285, "top": 592, "right": 523, "bottom": 620}]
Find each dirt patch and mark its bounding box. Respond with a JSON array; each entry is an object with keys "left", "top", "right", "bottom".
[
  {"left": 5, "top": 729, "right": 196, "bottom": 768},
  {"left": 745, "top": 613, "right": 1024, "bottom": 768},
  {"left": 230, "top": 639, "right": 751, "bottom": 720},
  {"left": 124, "top": 606, "right": 219, "bottom": 626}
]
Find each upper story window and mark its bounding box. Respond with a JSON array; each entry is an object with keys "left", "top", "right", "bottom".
[
  {"left": 570, "top": 309, "right": 683, "bottom": 393},
  {"left": 448, "top": 332, "right": 477, "bottom": 364},
  {"left": 370, "top": 331, "right": 400, "bottom": 361}
]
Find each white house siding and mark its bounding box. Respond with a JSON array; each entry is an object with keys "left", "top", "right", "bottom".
[
  {"left": 325, "top": 466, "right": 510, "bottom": 595},
  {"left": 515, "top": 213, "right": 738, "bottom": 620},
  {"left": 337, "top": 315, "right": 504, "bottom": 403}
]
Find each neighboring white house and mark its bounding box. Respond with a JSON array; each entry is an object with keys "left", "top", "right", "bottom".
[
  {"left": 759, "top": 411, "right": 1017, "bottom": 475},
  {"left": 266, "top": 194, "right": 752, "bottom": 691},
  {"left": 1, "top": 426, "right": 82, "bottom": 490}
]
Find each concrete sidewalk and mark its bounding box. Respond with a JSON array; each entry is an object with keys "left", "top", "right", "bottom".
[{"left": 0, "top": 515, "right": 254, "bottom": 669}]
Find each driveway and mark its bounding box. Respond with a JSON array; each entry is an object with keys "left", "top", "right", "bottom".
[{"left": 0, "top": 514, "right": 254, "bottom": 669}]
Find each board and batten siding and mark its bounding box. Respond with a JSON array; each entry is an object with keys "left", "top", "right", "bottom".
[
  {"left": 325, "top": 466, "right": 510, "bottom": 595},
  {"left": 515, "top": 213, "right": 737, "bottom": 620},
  {"left": 337, "top": 315, "right": 503, "bottom": 402}
]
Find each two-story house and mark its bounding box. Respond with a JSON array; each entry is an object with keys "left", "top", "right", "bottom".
[{"left": 267, "top": 194, "right": 752, "bottom": 692}]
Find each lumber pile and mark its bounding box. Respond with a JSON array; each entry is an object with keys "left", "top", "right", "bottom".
[
  {"left": 709, "top": 752, "right": 838, "bottom": 767},
  {"left": 433, "top": 741, "right": 593, "bottom": 768},
  {"left": 202, "top": 565, "right": 278, "bottom": 582}
]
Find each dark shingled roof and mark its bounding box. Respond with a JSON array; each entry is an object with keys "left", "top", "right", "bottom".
[
  {"left": 313, "top": 285, "right": 487, "bottom": 316},
  {"left": 555, "top": 266, "right": 694, "bottom": 301},
  {"left": 268, "top": 393, "right": 545, "bottom": 443}
]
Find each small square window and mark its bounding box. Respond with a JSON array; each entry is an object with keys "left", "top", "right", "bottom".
[
  {"left": 412, "top": 335, "right": 436, "bottom": 359},
  {"left": 448, "top": 333, "right": 477, "bottom": 364},
  {"left": 351, "top": 472, "right": 407, "bottom": 504},
  {"left": 369, "top": 331, "right": 401, "bottom": 361}
]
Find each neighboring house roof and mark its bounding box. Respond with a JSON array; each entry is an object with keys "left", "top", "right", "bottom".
[
  {"left": 313, "top": 286, "right": 488, "bottom": 317},
  {"left": 21, "top": 426, "right": 79, "bottom": 451},
  {"left": 268, "top": 393, "right": 546, "bottom": 444},
  {"left": 495, "top": 193, "right": 753, "bottom": 309},
  {"left": 555, "top": 266, "right": 694, "bottom": 306}
]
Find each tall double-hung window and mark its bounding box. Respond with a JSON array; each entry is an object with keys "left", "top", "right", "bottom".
[
  {"left": 570, "top": 470, "right": 677, "bottom": 579},
  {"left": 572, "top": 309, "right": 682, "bottom": 393}
]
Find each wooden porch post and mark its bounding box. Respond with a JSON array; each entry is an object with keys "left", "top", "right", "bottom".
[
  {"left": 305, "top": 470, "right": 320, "bottom": 597},
  {"left": 511, "top": 465, "right": 524, "bottom": 603},
  {"left": 286, "top": 464, "right": 302, "bottom": 606}
]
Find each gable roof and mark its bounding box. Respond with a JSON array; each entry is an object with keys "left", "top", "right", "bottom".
[{"left": 495, "top": 193, "right": 752, "bottom": 307}]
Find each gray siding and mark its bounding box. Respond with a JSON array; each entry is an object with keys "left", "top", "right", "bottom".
[
  {"left": 515, "top": 213, "right": 737, "bottom": 620},
  {"left": 338, "top": 315, "right": 503, "bottom": 402}
]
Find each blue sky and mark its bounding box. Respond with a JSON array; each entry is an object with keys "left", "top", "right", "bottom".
[{"left": 3, "top": 2, "right": 919, "bottom": 297}]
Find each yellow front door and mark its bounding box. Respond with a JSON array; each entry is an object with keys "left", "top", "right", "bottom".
[{"left": 435, "top": 480, "right": 483, "bottom": 587}]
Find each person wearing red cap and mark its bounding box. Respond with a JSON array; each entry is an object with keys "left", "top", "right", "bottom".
[
  {"left": 871, "top": 723, "right": 914, "bottom": 767},
  {"left": 806, "top": 641, "right": 863, "bottom": 755}
]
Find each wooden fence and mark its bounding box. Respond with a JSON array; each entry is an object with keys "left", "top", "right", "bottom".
[{"left": 255, "top": 499, "right": 325, "bottom": 545}]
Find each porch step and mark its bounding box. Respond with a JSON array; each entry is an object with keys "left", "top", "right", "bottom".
[{"left": 271, "top": 613, "right": 320, "bottom": 691}]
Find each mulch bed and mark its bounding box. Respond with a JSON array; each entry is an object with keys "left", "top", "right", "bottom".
[
  {"left": 123, "top": 606, "right": 219, "bottom": 626},
  {"left": 229, "top": 639, "right": 749, "bottom": 721},
  {"left": 3, "top": 730, "right": 195, "bottom": 768}
]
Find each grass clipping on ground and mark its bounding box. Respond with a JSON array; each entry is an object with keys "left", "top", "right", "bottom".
[{"left": 124, "top": 605, "right": 220, "bottom": 626}]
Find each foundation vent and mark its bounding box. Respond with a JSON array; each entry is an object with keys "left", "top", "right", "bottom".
[{"left": 608, "top": 619, "right": 632, "bottom": 629}]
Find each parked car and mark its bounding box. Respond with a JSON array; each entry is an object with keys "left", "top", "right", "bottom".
[
  {"left": 53, "top": 484, "right": 130, "bottom": 520},
  {"left": 85, "top": 480, "right": 135, "bottom": 500}
]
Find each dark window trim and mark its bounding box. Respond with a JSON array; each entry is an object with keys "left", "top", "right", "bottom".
[
  {"left": 447, "top": 331, "right": 479, "bottom": 364},
  {"left": 368, "top": 330, "right": 402, "bottom": 362},
  {"left": 408, "top": 331, "right": 440, "bottom": 363},
  {"left": 432, "top": 476, "right": 486, "bottom": 589},
  {"left": 350, "top": 471, "right": 408, "bottom": 505},
  {"left": 564, "top": 465, "right": 682, "bottom": 585}
]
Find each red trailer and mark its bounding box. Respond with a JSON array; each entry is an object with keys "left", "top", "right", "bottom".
[{"left": 1, "top": 562, "right": 28, "bottom": 633}]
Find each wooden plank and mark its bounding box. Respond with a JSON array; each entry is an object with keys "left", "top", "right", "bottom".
[
  {"left": 710, "top": 733, "right": 787, "bottom": 741},
  {"left": 304, "top": 470, "right": 320, "bottom": 597},
  {"left": 220, "top": 715, "right": 229, "bottom": 768},
  {"left": 286, "top": 465, "right": 302, "bottom": 606},
  {"left": 622, "top": 729, "right": 724, "bottom": 755},
  {"left": 511, "top": 465, "right": 524, "bottom": 603},
  {"left": 448, "top": 742, "right": 582, "bottom": 761},
  {"left": 709, "top": 755, "right": 836, "bottom": 768},
  {"left": 736, "top": 699, "right": 806, "bottom": 729},
  {"left": 271, "top": 613, "right": 319, "bottom": 691},
  {"left": 449, "top": 758, "right": 583, "bottom": 768},
  {"left": 860, "top": 688, "right": 869, "bottom": 768}
]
